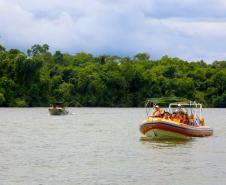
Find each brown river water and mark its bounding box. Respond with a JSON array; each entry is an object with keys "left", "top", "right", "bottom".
[{"left": 0, "top": 108, "right": 225, "bottom": 185}]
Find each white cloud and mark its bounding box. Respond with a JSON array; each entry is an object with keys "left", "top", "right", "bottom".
[{"left": 0, "top": 0, "right": 226, "bottom": 62}]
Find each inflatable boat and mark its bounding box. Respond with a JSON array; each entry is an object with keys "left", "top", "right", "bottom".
[
  {"left": 140, "top": 117, "right": 213, "bottom": 140},
  {"left": 140, "top": 98, "right": 213, "bottom": 140}
]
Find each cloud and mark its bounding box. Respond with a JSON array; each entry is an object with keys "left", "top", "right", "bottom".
[{"left": 0, "top": 0, "right": 226, "bottom": 62}]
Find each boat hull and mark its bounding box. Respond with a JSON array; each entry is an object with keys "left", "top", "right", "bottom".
[
  {"left": 140, "top": 118, "right": 213, "bottom": 139},
  {"left": 144, "top": 129, "right": 190, "bottom": 140},
  {"left": 49, "top": 108, "right": 69, "bottom": 115}
]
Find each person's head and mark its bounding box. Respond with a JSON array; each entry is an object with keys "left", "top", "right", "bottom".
[
  {"left": 155, "top": 105, "right": 159, "bottom": 110},
  {"left": 164, "top": 112, "right": 170, "bottom": 117}
]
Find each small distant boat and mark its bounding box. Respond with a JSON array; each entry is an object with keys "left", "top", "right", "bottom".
[
  {"left": 140, "top": 98, "right": 213, "bottom": 140},
  {"left": 49, "top": 103, "right": 69, "bottom": 116}
]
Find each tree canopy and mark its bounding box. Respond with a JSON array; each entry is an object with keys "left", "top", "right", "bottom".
[{"left": 0, "top": 43, "right": 226, "bottom": 107}]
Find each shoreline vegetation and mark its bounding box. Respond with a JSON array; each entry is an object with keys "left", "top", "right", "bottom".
[{"left": 0, "top": 44, "right": 226, "bottom": 108}]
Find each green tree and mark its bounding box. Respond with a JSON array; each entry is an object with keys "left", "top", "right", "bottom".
[
  {"left": 27, "top": 44, "right": 49, "bottom": 57},
  {"left": 0, "top": 93, "right": 5, "bottom": 105},
  {"left": 0, "top": 44, "right": 5, "bottom": 51},
  {"left": 133, "top": 53, "right": 150, "bottom": 61}
]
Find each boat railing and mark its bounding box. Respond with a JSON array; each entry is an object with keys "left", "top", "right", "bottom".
[
  {"left": 145, "top": 98, "right": 204, "bottom": 124},
  {"left": 169, "top": 101, "right": 202, "bottom": 119}
]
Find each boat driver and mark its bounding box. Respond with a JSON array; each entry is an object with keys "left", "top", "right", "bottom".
[{"left": 152, "top": 105, "right": 162, "bottom": 117}]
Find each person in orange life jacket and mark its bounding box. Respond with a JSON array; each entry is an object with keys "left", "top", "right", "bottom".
[
  {"left": 163, "top": 112, "right": 170, "bottom": 119},
  {"left": 179, "top": 113, "right": 187, "bottom": 124}
]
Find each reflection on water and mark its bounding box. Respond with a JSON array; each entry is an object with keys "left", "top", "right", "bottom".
[
  {"left": 140, "top": 136, "right": 192, "bottom": 148},
  {"left": 0, "top": 108, "right": 226, "bottom": 185}
]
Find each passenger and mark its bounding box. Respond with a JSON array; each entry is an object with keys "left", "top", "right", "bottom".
[
  {"left": 152, "top": 105, "right": 162, "bottom": 117},
  {"left": 200, "top": 116, "right": 205, "bottom": 126},
  {"left": 178, "top": 112, "right": 185, "bottom": 123},
  {"left": 163, "top": 112, "right": 170, "bottom": 120},
  {"left": 194, "top": 117, "right": 200, "bottom": 126},
  {"left": 188, "top": 114, "right": 195, "bottom": 125},
  {"left": 175, "top": 104, "right": 186, "bottom": 114},
  {"left": 172, "top": 113, "right": 180, "bottom": 123},
  {"left": 170, "top": 112, "right": 176, "bottom": 120},
  {"left": 184, "top": 113, "right": 189, "bottom": 125},
  {"left": 171, "top": 112, "right": 180, "bottom": 122}
]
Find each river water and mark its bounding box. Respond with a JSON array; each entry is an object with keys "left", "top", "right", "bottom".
[{"left": 0, "top": 108, "right": 225, "bottom": 185}]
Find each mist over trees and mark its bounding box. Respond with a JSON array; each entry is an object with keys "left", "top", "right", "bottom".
[{"left": 0, "top": 44, "right": 226, "bottom": 107}]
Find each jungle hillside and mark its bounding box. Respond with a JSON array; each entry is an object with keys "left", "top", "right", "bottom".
[{"left": 0, "top": 44, "right": 226, "bottom": 107}]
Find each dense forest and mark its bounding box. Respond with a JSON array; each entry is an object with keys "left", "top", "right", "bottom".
[{"left": 0, "top": 44, "right": 226, "bottom": 107}]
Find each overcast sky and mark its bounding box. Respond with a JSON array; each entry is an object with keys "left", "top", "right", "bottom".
[{"left": 0, "top": 0, "right": 226, "bottom": 62}]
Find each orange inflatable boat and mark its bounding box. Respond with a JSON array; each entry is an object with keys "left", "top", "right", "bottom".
[{"left": 140, "top": 99, "right": 213, "bottom": 140}]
